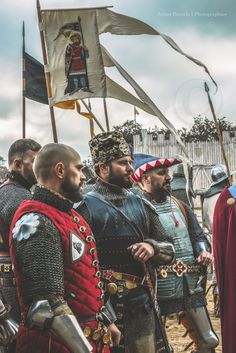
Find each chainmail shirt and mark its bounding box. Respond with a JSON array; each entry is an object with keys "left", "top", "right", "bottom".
[
  {"left": 0, "top": 175, "right": 32, "bottom": 323},
  {"left": 0, "top": 183, "right": 32, "bottom": 248},
  {"left": 12, "top": 186, "right": 70, "bottom": 302}
]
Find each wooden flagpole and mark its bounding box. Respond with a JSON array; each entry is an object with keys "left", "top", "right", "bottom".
[
  {"left": 103, "top": 98, "right": 110, "bottom": 131},
  {"left": 88, "top": 99, "right": 95, "bottom": 138},
  {"left": 22, "top": 22, "right": 26, "bottom": 138},
  {"left": 81, "top": 99, "right": 105, "bottom": 132},
  {"left": 205, "top": 82, "right": 232, "bottom": 185},
  {"left": 36, "top": 0, "right": 58, "bottom": 142}
]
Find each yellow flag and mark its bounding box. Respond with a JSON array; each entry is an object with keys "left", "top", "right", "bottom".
[
  {"left": 55, "top": 100, "right": 93, "bottom": 121},
  {"left": 55, "top": 100, "right": 75, "bottom": 109},
  {"left": 134, "top": 106, "right": 139, "bottom": 115},
  {"left": 76, "top": 101, "right": 93, "bottom": 120}
]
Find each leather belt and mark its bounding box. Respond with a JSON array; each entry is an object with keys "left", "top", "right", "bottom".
[
  {"left": 102, "top": 270, "right": 143, "bottom": 285},
  {"left": 77, "top": 311, "right": 104, "bottom": 323},
  {"left": 158, "top": 260, "right": 200, "bottom": 278},
  {"left": 0, "top": 277, "right": 16, "bottom": 287},
  {"left": 0, "top": 263, "right": 13, "bottom": 273},
  {"left": 101, "top": 270, "right": 144, "bottom": 295},
  {"left": 0, "top": 251, "right": 10, "bottom": 257}
]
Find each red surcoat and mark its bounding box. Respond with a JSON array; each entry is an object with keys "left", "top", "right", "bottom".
[
  {"left": 9, "top": 200, "right": 109, "bottom": 353},
  {"left": 213, "top": 187, "right": 236, "bottom": 353}
]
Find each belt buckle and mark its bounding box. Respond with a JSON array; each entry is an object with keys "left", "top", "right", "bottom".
[
  {"left": 95, "top": 312, "right": 103, "bottom": 323},
  {"left": 4, "top": 264, "right": 11, "bottom": 272},
  {"left": 116, "top": 281, "right": 129, "bottom": 298},
  {"left": 160, "top": 269, "right": 168, "bottom": 278},
  {"left": 113, "top": 272, "right": 123, "bottom": 280},
  {"left": 172, "top": 261, "right": 187, "bottom": 277},
  {"left": 125, "top": 281, "right": 138, "bottom": 290},
  {"left": 107, "top": 282, "right": 118, "bottom": 295}
]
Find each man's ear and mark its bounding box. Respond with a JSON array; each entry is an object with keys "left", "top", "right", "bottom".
[
  {"left": 99, "top": 162, "right": 109, "bottom": 175},
  {"left": 54, "top": 162, "right": 65, "bottom": 179},
  {"left": 141, "top": 173, "right": 150, "bottom": 185},
  {"left": 12, "top": 158, "right": 23, "bottom": 172}
]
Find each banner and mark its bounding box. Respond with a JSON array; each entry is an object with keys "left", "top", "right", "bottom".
[
  {"left": 41, "top": 8, "right": 216, "bottom": 107},
  {"left": 24, "top": 52, "right": 48, "bottom": 105}
]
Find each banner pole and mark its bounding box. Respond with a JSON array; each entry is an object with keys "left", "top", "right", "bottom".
[
  {"left": 22, "top": 22, "right": 26, "bottom": 138},
  {"left": 36, "top": 0, "right": 58, "bottom": 142}
]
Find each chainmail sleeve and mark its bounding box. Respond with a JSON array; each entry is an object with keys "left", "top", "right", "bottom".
[
  {"left": 0, "top": 184, "right": 32, "bottom": 243},
  {"left": 182, "top": 201, "right": 211, "bottom": 256},
  {"left": 12, "top": 213, "right": 64, "bottom": 302},
  {"left": 143, "top": 202, "right": 175, "bottom": 265}
]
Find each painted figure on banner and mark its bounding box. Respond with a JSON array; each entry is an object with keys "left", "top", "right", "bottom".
[{"left": 54, "top": 20, "right": 91, "bottom": 95}]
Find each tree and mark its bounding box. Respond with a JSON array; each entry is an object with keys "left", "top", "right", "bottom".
[
  {"left": 112, "top": 115, "right": 236, "bottom": 144},
  {"left": 0, "top": 156, "right": 6, "bottom": 166},
  {"left": 177, "top": 115, "right": 235, "bottom": 142},
  {"left": 112, "top": 120, "right": 142, "bottom": 144}
]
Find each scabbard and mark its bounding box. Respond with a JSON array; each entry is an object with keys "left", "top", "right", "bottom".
[{"left": 153, "top": 301, "right": 172, "bottom": 353}]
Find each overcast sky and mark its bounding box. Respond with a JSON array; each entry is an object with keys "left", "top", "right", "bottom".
[{"left": 0, "top": 0, "right": 235, "bottom": 162}]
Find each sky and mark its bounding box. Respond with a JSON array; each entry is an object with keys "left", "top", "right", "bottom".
[{"left": 0, "top": 0, "right": 235, "bottom": 162}]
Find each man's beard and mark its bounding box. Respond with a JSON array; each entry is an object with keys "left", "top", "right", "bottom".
[
  {"left": 61, "top": 175, "right": 83, "bottom": 203},
  {"left": 26, "top": 173, "right": 37, "bottom": 188},
  {"left": 108, "top": 169, "right": 133, "bottom": 189}
]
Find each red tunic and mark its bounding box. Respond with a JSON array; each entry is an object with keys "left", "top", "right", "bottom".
[
  {"left": 213, "top": 187, "right": 236, "bottom": 353},
  {"left": 9, "top": 200, "right": 109, "bottom": 353}
]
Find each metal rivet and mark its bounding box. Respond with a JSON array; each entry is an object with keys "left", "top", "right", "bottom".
[
  {"left": 92, "top": 259, "right": 99, "bottom": 267},
  {"left": 85, "top": 235, "right": 92, "bottom": 243},
  {"left": 79, "top": 226, "right": 86, "bottom": 233},
  {"left": 90, "top": 248, "right": 96, "bottom": 255},
  {"left": 94, "top": 270, "right": 101, "bottom": 278},
  {"left": 97, "top": 293, "right": 105, "bottom": 301},
  {"left": 73, "top": 216, "right": 80, "bottom": 223},
  {"left": 83, "top": 326, "right": 92, "bottom": 338}
]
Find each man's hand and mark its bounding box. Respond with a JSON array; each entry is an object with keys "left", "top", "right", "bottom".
[
  {"left": 107, "top": 323, "right": 121, "bottom": 347},
  {"left": 127, "top": 242, "right": 155, "bottom": 263},
  {"left": 196, "top": 250, "right": 213, "bottom": 266}
]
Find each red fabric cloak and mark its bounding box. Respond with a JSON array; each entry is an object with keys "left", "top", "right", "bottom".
[{"left": 213, "top": 186, "right": 236, "bottom": 353}]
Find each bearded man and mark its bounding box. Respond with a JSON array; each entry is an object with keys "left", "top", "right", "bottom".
[
  {"left": 0, "top": 139, "right": 41, "bottom": 353},
  {"left": 76, "top": 131, "right": 175, "bottom": 353},
  {"left": 9, "top": 143, "right": 119, "bottom": 353},
  {"left": 132, "top": 153, "right": 219, "bottom": 353}
]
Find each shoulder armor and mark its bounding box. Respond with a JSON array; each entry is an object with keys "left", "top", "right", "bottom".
[{"left": 12, "top": 213, "right": 40, "bottom": 242}]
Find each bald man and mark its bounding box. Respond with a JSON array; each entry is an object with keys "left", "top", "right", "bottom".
[{"left": 9, "top": 143, "right": 119, "bottom": 353}]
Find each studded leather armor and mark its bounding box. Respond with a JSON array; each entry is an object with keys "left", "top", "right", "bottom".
[{"left": 9, "top": 186, "right": 109, "bottom": 353}]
